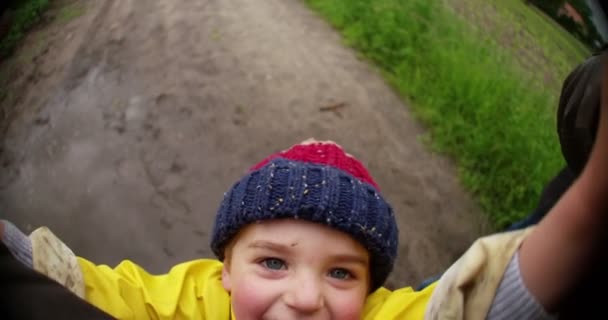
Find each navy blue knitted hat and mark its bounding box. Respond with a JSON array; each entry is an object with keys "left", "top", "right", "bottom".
[{"left": 210, "top": 139, "right": 398, "bottom": 290}]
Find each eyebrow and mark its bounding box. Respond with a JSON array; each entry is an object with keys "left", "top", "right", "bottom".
[
  {"left": 330, "top": 254, "right": 368, "bottom": 267},
  {"left": 247, "top": 241, "right": 368, "bottom": 266},
  {"left": 248, "top": 240, "right": 292, "bottom": 254}
]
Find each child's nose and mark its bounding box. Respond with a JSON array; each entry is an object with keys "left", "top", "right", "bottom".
[{"left": 283, "top": 275, "right": 324, "bottom": 314}]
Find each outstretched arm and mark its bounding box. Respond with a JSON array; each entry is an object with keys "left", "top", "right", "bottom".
[
  {"left": 0, "top": 239, "right": 113, "bottom": 320},
  {"left": 0, "top": 220, "right": 33, "bottom": 268},
  {"left": 518, "top": 53, "right": 608, "bottom": 312},
  {"left": 0, "top": 220, "right": 230, "bottom": 319}
]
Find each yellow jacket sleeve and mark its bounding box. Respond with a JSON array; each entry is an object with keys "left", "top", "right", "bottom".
[{"left": 78, "top": 258, "right": 231, "bottom": 320}]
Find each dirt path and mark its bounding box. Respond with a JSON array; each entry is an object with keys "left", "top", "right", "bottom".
[{"left": 0, "top": 0, "right": 488, "bottom": 288}]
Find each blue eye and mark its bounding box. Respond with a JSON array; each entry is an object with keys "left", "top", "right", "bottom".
[
  {"left": 329, "top": 268, "right": 352, "bottom": 280},
  {"left": 262, "top": 258, "right": 286, "bottom": 270}
]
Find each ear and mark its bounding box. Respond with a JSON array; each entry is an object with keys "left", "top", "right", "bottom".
[{"left": 221, "top": 263, "right": 232, "bottom": 292}]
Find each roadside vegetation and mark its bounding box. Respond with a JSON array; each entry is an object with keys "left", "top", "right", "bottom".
[
  {"left": 306, "top": 0, "right": 592, "bottom": 227},
  {"left": 1, "top": 0, "right": 50, "bottom": 59}
]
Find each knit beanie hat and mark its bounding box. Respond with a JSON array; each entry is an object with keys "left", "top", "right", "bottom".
[{"left": 210, "top": 139, "right": 398, "bottom": 290}]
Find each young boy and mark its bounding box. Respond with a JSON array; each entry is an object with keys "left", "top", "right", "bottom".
[{"left": 2, "top": 54, "right": 608, "bottom": 319}]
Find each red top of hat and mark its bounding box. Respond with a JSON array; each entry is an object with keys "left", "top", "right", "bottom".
[{"left": 250, "top": 139, "right": 380, "bottom": 189}]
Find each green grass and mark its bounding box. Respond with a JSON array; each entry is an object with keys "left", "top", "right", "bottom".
[
  {"left": 306, "top": 0, "right": 568, "bottom": 227},
  {"left": 56, "top": 2, "right": 86, "bottom": 24},
  {"left": 0, "top": 0, "right": 50, "bottom": 58},
  {"left": 446, "top": 0, "right": 589, "bottom": 94}
]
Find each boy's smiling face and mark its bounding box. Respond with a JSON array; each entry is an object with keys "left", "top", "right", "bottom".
[{"left": 222, "top": 219, "right": 370, "bottom": 320}]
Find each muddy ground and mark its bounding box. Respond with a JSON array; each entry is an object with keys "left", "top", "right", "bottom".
[{"left": 0, "top": 0, "right": 489, "bottom": 289}]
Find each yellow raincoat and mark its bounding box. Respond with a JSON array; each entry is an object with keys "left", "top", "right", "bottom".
[
  {"left": 78, "top": 258, "right": 436, "bottom": 319},
  {"left": 29, "top": 226, "right": 533, "bottom": 320}
]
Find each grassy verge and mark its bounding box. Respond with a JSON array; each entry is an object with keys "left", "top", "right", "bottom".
[
  {"left": 306, "top": 0, "right": 567, "bottom": 227},
  {"left": 1, "top": 0, "right": 50, "bottom": 58},
  {"left": 56, "top": 1, "right": 86, "bottom": 24},
  {"left": 445, "top": 0, "right": 589, "bottom": 94}
]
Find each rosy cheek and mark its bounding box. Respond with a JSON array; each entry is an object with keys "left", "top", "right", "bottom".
[
  {"left": 231, "top": 277, "right": 276, "bottom": 320},
  {"left": 328, "top": 291, "right": 366, "bottom": 320}
]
